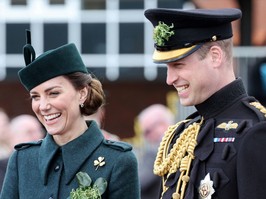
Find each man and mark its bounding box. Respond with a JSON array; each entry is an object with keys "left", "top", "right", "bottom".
[
  {"left": 136, "top": 104, "right": 175, "bottom": 199},
  {"left": 144, "top": 8, "right": 266, "bottom": 199}
]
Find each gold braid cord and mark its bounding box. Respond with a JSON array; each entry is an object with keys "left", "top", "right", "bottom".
[
  {"left": 153, "top": 118, "right": 203, "bottom": 199},
  {"left": 250, "top": 102, "right": 266, "bottom": 117}
]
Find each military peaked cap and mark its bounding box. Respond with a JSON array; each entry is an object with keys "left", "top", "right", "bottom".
[{"left": 144, "top": 8, "right": 242, "bottom": 63}]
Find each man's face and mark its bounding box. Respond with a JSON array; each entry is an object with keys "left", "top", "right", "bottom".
[{"left": 166, "top": 51, "right": 218, "bottom": 106}]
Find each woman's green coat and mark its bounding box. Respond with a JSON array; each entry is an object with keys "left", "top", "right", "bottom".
[{"left": 0, "top": 121, "right": 140, "bottom": 199}]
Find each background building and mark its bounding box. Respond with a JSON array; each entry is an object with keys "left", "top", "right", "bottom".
[{"left": 0, "top": 0, "right": 266, "bottom": 139}]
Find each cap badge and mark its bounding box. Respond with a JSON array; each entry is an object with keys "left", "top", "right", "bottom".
[
  {"left": 198, "top": 173, "right": 215, "bottom": 199},
  {"left": 94, "top": 156, "right": 106, "bottom": 170},
  {"left": 217, "top": 120, "right": 238, "bottom": 131},
  {"left": 211, "top": 35, "right": 217, "bottom": 41},
  {"left": 153, "top": 21, "right": 174, "bottom": 46}
]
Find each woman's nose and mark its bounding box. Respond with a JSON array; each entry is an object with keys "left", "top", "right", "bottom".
[{"left": 39, "top": 98, "right": 51, "bottom": 110}]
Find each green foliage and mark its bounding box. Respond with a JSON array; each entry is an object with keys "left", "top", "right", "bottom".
[
  {"left": 69, "top": 186, "right": 101, "bottom": 199},
  {"left": 153, "top": 21, "right": 174, "bottom": 46},
  {"left": 68, "top": 172, "right": 108, "bottom": 199},
  {"left": 76, "top": 172, "right": 92, "bottom": 187}
]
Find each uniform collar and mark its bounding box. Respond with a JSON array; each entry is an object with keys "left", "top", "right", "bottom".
[
  {"left": 195, "top": 78, "right": 247, "bottom": 119},
  {"left": 39, "top": 121, "right": 104, "bottom": 185}
]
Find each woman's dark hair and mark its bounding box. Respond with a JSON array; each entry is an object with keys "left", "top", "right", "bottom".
[{"left": 64, "top": 72, "right": 105, "bottom": 116}]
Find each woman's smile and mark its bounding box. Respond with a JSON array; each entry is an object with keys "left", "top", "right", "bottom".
[{"left": 43, "top": 113, "right": 61, "bottom": 121}]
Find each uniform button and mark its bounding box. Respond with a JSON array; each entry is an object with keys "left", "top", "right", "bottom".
[
  {"left": 54, "top": 165, "right": 60, "bottom": 171},
  {"left": 49, "top": 197, "right": 53, "bottom": 199}
]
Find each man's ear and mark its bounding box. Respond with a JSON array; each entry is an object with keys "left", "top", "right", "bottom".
[{"left": 209, "top": 45, "right": 223, "bottom": 67}]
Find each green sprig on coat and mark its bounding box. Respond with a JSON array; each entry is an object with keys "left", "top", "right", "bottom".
[{"left": 68, "top": 172, "right": 107, "bottom": 199}]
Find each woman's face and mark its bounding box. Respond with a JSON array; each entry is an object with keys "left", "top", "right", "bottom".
[{"left": 30, "top": 76, "right": 86, "bottom": 138}]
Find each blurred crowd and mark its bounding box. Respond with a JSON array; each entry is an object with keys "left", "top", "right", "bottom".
[
  {"left": 133, "top": 104, "right": 176, "bottom": 199},
  {"left": 0, "top": 109, "right": 45, "bottom": 191}
]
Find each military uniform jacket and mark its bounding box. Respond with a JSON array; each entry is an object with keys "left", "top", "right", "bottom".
[
  {"left": 0, "top": 121, "right": 140, "bottom": 199},
  {"left": 161, "top": 78, "right": 266, "bottom": 199}
]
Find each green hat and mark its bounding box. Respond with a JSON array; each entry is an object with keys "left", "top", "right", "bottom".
[
  {"left": 144, "top": 8, "right": 242, "bottom": 63},
  {"left": 18, "top": 30, "right": 88, "bottom": 91}
]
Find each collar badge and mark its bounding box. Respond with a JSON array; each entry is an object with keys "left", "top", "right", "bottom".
[{"left": 198, "top": 173, "right": 215, "bottom": 199}]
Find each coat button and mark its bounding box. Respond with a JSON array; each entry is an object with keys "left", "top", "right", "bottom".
[{"left": 54, "top": 165, "right": 60, "bottom": 171}]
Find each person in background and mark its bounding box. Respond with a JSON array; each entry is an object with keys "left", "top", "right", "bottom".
[
  {"left": 1, "top": 114, "right": 44, "bottom": 192},
  {"left": 135, "top": 104, "right": 175, "bottom": 199},
  {"left": 144, "top": 7, "right": 266, "bottom": 199},
  {"left": 84, "top": 105, "right": 120, "bottom": 141},
  {"left": 0, "top": 31, "right": 140, "bottom": 199},
  {"left": 0, "top": 108, "right": 12, "bottom": 160},
  {"left": 0, "top": 159, "right": 8, "bottom": 194},
  {"left": 9, "top": 114, "right": 45, "bottom": 147},
  {"left": 0, "top": 109, "right": 11, "bottom": 192}
]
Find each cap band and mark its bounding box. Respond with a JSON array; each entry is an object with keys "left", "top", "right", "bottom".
[{"left": 153, "top": 45, "right": 202, "bottom": 63}]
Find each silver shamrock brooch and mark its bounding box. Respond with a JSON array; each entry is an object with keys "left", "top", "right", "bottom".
[{"left": 94, "top": 156, "right": 106, "bottom": 170}]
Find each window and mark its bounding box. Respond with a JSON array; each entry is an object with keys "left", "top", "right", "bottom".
[
  {"left": 82, "top": 0, "right": 106, "bottom": 10},
  {"left": 10, "top": 0, "right": 27, "bottom": 5},
  {"left": 6, "top": 23, "right": 30, "bottom": 53},
  {"left": 44, "top": 23, "right": 68, "bottom": 50},
  {"left": 119, "top": 0, "right": 143, "bottom": 9},
  {"left": 119, "top": 23, "right": 144, "bottom": 54},
  {"left": 81, "top": 23, "right": 106, "bottom": 54},
  {"left": 49, "top": 0, "right": 65, "bottom": 5},
  {"left": 158, "top": 0, "right": 182, "bottom": 8}
]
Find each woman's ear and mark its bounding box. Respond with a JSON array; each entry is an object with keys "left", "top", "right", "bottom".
[
  {"left": 79, "top": 86, "right": 88, "bottom": 104},
  {"left": 209, "top": 45, "right": 223, "bottom": 67}
]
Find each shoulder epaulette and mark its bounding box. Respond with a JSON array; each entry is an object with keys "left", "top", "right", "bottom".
[
  {"left": 14, "top": 139, "right": 43, "bottom": 151},
  {"left": 245, "top": 101, "right": 266, "bottom": 121},
  {"left": 103, "top": 140, "right": 132, "bottom": 152}
]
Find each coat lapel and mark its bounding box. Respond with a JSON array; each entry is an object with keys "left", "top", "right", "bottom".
[
  {"left": 194, "top": 119, "right": 214, "bottom": 161},
  {"left": 62, "top": 121, "right": 104, "bottom": 184},
  {"left": 38, "top": 121, "right": 104, "bottom": 185},
  {"left": 39, "top": 134, "right": 60, "bottom": 185}
]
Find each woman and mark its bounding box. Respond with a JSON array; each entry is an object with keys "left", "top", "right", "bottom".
[{"left": 0, "top": 31, "right": 140, "bottom": 199}]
